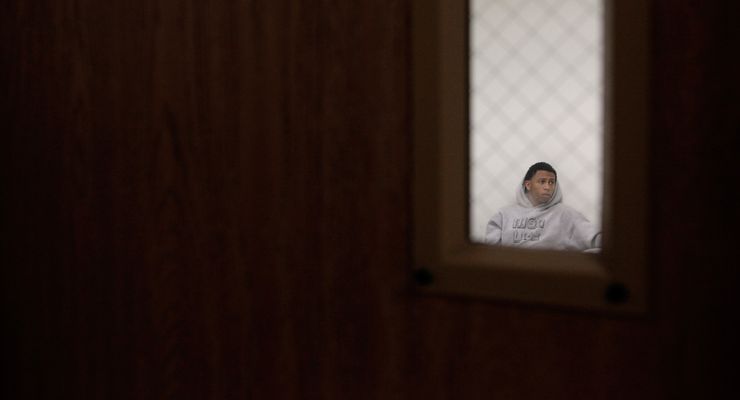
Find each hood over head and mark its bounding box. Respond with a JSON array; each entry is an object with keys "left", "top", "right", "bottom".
[{"left": 516, "top": 180, "right": 563, "bottom": 210}]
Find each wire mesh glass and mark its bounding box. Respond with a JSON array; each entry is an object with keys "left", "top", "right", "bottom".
[{"left": 470, "top": 0, "right": 604, "bottom": 243}]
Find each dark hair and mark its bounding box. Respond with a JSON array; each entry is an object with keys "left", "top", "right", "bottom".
[{"left": 523, "top": 162, "right": 557, "bottom": 185}]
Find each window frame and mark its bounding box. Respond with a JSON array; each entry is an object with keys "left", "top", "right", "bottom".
[{"left": 412, "top": 0, "right": 650, "bottom": 314}]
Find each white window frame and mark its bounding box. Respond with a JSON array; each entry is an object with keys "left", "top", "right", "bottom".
[{"left": 412, "top": 0, "right": 650, "bottom": 314}]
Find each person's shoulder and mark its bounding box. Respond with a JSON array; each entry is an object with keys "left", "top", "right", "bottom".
[{"left": 554, "top": 203, "right": 589, "bottom": 220}]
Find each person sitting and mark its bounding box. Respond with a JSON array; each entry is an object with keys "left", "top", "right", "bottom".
[{"left": 484, "top": 162, "right": 601, "bottom": 252}]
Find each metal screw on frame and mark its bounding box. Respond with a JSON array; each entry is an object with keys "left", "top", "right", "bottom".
[
  {"left": 413, "top": 268, "right": 434, "bottom": 286},
  {"left": 605, "top": 282, "right": 629, "bottom": 304}
]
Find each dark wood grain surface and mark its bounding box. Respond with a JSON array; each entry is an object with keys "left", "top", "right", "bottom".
[{"left": 3, "top": 1, "right": 738, "bottom": 399}]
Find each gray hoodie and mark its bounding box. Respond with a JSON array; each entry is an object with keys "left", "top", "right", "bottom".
[{"left": 485, "top": 183, "right": 601, "bottom": 251}]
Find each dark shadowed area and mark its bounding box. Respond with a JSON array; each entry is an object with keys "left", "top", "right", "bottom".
[{"left": 2, "top": 1, "right": 738, "bottom": 399}]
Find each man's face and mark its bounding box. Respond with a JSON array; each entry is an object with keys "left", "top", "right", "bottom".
[{"left": 524, "top": 170, "right": 557, "bottom": 206}]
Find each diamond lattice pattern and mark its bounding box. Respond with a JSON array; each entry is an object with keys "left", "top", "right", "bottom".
[{"left": 470, "top": 0, "right": 603, "bottom": 242}]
